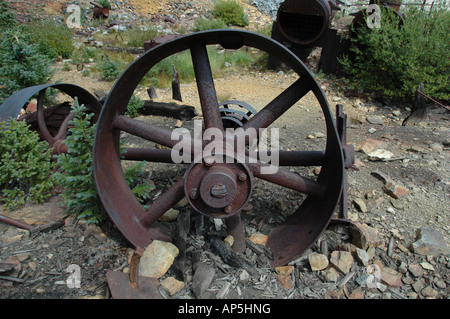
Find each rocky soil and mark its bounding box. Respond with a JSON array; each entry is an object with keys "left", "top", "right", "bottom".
[{"left": 1, "top": 0, "right": 449, "bottom": 301}]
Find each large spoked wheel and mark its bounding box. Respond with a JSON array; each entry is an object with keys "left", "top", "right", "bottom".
[{"left": 93, "top": 29, "right": 344, "bottom": 267}]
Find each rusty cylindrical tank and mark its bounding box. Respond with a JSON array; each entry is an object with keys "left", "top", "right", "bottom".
[{"left": 276, "top": 0, "right": 337, "bottom": 46}]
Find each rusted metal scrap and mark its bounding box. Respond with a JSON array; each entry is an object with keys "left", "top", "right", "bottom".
[
  {"left": 0, "top": 83, "right": 101, "bottom": 155},
  {"left": 269, "top": 0, "right": 405, "bottom": 75}
]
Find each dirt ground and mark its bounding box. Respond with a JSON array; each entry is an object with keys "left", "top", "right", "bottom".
[{"left": 0, "top": 0, "right": 449, "bottom": 302}]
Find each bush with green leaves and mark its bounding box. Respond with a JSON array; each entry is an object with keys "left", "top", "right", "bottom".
[
  {"left": 0, "top": 31, "right": 54, "bottom": 103},
  {"left": 0, "top": 0, "right": 16, "bottom": 30},
  {"left": 25, "top": 19, "right": 74, "bottom": 60},
  {"left": 213, "top": 0, "right": 249, "bottom": 27},
  {"left": 0, "top": 119, "right": 55, "bottom": 209},
  {"left": 193, "top": 17, "right": 227, "bottom": 31},
  {"left": 99, "top": 0, "right": 111, "bottom": 9},
  {"left": 341, "top": 4, "right": 450, "bottom": 101},
  {"left": 0, "top": 3, "right": 54, "bottom": 103},
  {"left": 100, "top": 56, "right": 121, "bottom": 81},
  {"left": 126, "top": 94, "right": 145, "bottom": 118},
  {"left": 54, "top": 101, "right": 153, "bottom": 224}
]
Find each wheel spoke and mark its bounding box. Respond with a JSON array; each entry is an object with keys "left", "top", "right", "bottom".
[
  {"left": 241, "top": 76, "right": 312, "bottom": 132},
  {"left": 122, "top": 147, "right": 180, "bottom": 163},
  {"left": 139, "top": 178, "right": 186, "bottom": 228},
  {"left": 36, "top": 89, "right": 54, "bottom": 145},
  {"left": 190, "top": 43, "right": 224, "bottom": 131},
  {"left": 113, "top": 115, "right": 189, "bottom": 150},
  {"left": 248, "top": 163, "right": 324, "bottom": 198},
  {"left": 246, "top": 150, "right": 325, "bottom": 167}
]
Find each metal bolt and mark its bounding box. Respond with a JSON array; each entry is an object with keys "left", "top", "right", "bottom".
[
  {"left": 204, "top": 157, "right": 214, "bottom": 166},
  {"left": 224, "top": 205, "right": 233, "bottom": 214},
  {"left": 211, "top": 183, "right": 227, "bottom": 198},
  {"left": 238, "top": 172, "right": 247, "bottom": 182},
  {"left": 189, "top": 189, "right": 198, "bottom": 200}
]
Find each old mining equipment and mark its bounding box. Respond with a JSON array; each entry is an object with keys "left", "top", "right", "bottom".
[
  {"left": 268, "top": 0, "right": 342, "bottom": 74},
  {"left": 269, "top": 0, "right": 404, "bottom": 75},
  {"left": 91, "top": 29, "right": 357, "bottom": 277},
  {"left": 0, "top": 83, "right": 102, "bottom": 155}
]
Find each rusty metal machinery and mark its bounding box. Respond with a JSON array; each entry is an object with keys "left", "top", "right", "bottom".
[
  {"left": 276, "top": 0, "right": 340, "bottom": 47},
  {"left": 92, "top": 29, "right": 347, "bottom": 268},
  {"left": 269, "top": 0, "right": 404, "bottom": 75},
  {"left": 0, "top": 83, "right": 101, "bottom": 155}
]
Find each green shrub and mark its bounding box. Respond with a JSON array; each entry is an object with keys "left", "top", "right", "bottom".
[
  {"left": 126, "top": 94, "right": 145, "bottom": 118},
  {"left": 0, "top": 119, "right": 54, "bottom": 209},
  {"left": 99, "top": 0, "right": 111, "bottom": 9},
  {"left": 193, "top": 17, "right": 227, "bottom": 31},
  {"left": 213, "top": 0, "right": 249, "bottom": 27},
  {"left": 341, "top": 4, "right": 450, "bottom": 101},
  {"left": 0, "top": 29, "right": 53, "bottom": 103},
  {"left": 100, "top": 56, "right": 121, "bottom": 81},
  {"left": 54, "top": 101, "right": 153, "bottom": 223},
  {"left": 25, "top": 19, "right": 74, "bottom": 59},
  {"left": 0, "top": 0, "right": 16, "bottom": 30}
]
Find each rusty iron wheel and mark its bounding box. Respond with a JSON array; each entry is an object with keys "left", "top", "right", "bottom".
[
  {"left": 93, "top": 29, "right": 344, "bottom": 267},
  {"left": 0, "top": 83, "right": 101, "bottom": 155}
]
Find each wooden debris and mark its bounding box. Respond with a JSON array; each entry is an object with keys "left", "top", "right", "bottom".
[
  {"left": 208, "top": 236, "right": 257, "bottom": 276},
  {"left": 172, "top": 210, "right": 190, "bottom": 281},
  {"left": 140, "top": 100, "right": 197, "bottom": 120},
  {"left": 403, "top": 83, "right": 429, "bottom": 125},
  {"left": 191, "top": 250, "right": 215, "bottom": 298},
  {"left": 172, "top": 64, "right": 182, "bottom": 102}
]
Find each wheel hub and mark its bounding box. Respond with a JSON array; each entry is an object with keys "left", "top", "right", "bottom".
[{"left": 184, "top": 155, "right": 253, "bottom": 218}]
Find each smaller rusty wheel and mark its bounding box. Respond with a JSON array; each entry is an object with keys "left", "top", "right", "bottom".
[
  {"left": 0, "top": 83, "right": 101, "bottom": 155},
  {"left": 93, "top": 30, "right": 344, "bottom": 267},
  {"left": 219, "top": 100, "right": 257, "bottom": 129}
]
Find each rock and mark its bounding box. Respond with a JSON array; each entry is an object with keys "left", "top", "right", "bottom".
[
  {"left": 409, "top": 264, "right": 424, "bottom": 277},
  {"left": 366, "top": 115, "right": 384, "bottom": 125},
  {"left": 26, "top": 99, "right": 37, "bottom": 112},
  {"left": 139, "top": 240, "right": 179, "bottom": 278},
  {"left": 275, "top": 265, "right": 294, "bottom": 290},
  {"left": 412, "top": 278, "right": 425, "bottom": 293},
  {"left": 349, "top": 222, "right": 381, "bottom": 250},
  {"left": 248, "top": 233, "right": 268, "bottom": 246},
  {"left": 357, "top": 138, "right": 388, "bottom": 155},
  {"left": 368, "top": 149, "right": 394, "bottom": 161},
  {"left": 158, "top": 208, "right": 180, "bottom": 222},
  {"left": 421, "top": 285, "right": 439, "bottom": 298},
  {"left": 411, "top": 227, "right": 450, "bottom": 256},
  {"left": 348, "top": 287, "right": 365, "bottom": 299},
  {"left": 420, "top": 262, "right": 435, "bottom": 271},
  {"left": 160, "top": 276, "right": 184, "bottom": 296},
  {"left": 371, "top": 170, "right": 393, "bottom": 184},
  {"left": 383, "top": 182, "right": 409, "bottom": 199},
  {"left": 330, "top": 251, "right": 354, "bottom": 274},
  {"left": 308, "top": 253, "right": 329, "bottom": 271},
  {"left": 239, "top": 269, "right": 250, "bottom": 282},
  {"left": 353, "top": 198, "right": 368, "bottom": 213},
  {"left": 355, "top": 248, "right": 370, "bottom": 266},
  {"left": 224, "top": 235, "right": 234, "bottom": 247},
  {"left": 380, "top": 267, "right": 403, "bottom": 288},
  {"left": 324, "top": 267, "right": 340, "bottom": 282}
]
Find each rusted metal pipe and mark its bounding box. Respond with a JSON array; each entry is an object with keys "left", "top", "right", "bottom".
[{"left": 0, "top": 214, "right": 33, "bottom": 231}]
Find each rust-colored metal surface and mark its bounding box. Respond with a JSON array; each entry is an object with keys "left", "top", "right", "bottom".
[
  {"left": 92, "top": 29, "right": 344, "bottom": 268},
  {"left": 0, "top": 83, "right": 101, "bottom": 155},
  {"left": 276, "top": 0, "right": 339, "bottom": 46}
]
